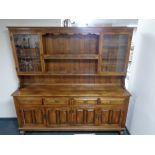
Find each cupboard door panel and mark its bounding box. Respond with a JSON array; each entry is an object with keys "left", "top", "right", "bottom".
[
  {"left": 19, "top": 105, "right": 45, "bottom": 127},
  {"left": 86, "top": 109, "right": 95, "bottom": 124},
  {"left": 71, "top": 107, "right": 97, "bottom": 125},
  {"left": 46, "top": 107, "right": 70, "bottom": 126},
  {"left": 23, "top": 110, "right": 33, "bottom": 124},
  {"left": 99, "top": 108, "right": 123, "bottom": 126},
  {"left": 76, "top": 109, "right": 84, "bottom": 124},
  {"left": 71, "top": 109, "right": 85, "bottom": 124},
  {"left": 34, "top": 109, "right": 45, "bottom": 124},
  {"left": 111, "top": 110, "right": 121, "bottom": 124},
  {"left": 59, "top": 110, "right": 68, "bottom": 124},
  {"left": 47, "top": 109, "right": 57, "bottom": 124},
  {"left": 100, "top": 110, "right": 109, "bottom": 124}
]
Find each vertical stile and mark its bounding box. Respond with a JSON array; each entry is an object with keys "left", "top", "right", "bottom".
[
  {"left": 124, "top": 32, "right": 132, "bottom": 73},
  {"left": 39, "top": 33, "right": 46, "bottom": 72},
  {"left": 98, "top": 32, "right": 103, "bottom": 73}
]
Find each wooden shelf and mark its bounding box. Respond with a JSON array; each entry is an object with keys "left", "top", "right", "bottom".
[
  {"left": 43, "top": 54, "right": 98, "bottom": 60},
  {"left": 17, "top": 56, "right": 39, "bottom": 59},
  {"left": 16, "top": 48, "right": 39, "bottom": 51},
  {"left": 17, "top": 72, "right": 126, "bottom": 76}
]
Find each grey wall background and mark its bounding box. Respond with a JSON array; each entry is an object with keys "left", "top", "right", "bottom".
[{"left": 126, "top": 20, "right": 155, "bottom": 134}]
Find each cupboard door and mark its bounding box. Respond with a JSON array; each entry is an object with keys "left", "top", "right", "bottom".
[
  {"left": 19, "top": 105, "right": 45, "bottom": 128},
  {"left": 12, "top": 34, "right": 42, "bottom": 72},
  {"left": 71, "top": 107, "right": 98, "bottom": 125},
  {"left": 98, "top": 107, "right": 124, "bottom": 126},
  {"left": 46, "top": 106, "right": 71, "bottom": 127},
  {"left": 99, "top": 33, "right": 130, "bottom": 73}
]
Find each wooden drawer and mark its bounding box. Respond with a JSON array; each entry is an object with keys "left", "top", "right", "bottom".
[
  {"left": 72, "top": 97, "right": 125, "bottom": 105},
  {"left": 15, "top": 97, "right": 42, "bottom": 105},
  {"left": 72, "top": 97, "right": 97, "bottom": 105},
  {"left": 99, "top": 98, "right": 125, "bottom": 105},
  {"left": 43, "top": 97, "right": 69, "bottom": 105}
]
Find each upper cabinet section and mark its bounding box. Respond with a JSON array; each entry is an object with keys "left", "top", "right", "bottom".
[
  {"left": 8, "top": 27, "right": 133, "bottom": 76},
  {"left": 12, "top": 34, "right": 42, "bottom": 72}
]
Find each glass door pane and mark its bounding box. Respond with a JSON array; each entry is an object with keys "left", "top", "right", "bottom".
[
  {"left": 13, "top": 34, "right": 41, "bottom": 72},
  {"left": 101, "top": 34, "right": 129, "bottom": 73}
]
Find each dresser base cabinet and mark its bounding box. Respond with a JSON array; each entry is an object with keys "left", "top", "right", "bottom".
[{"left": 13, "top": 93, "right": 129, "bottom": 134}]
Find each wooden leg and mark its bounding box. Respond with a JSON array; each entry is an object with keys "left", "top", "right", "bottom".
[
  {"left": 119, "top": 130, "right": 124, "bottom": 135},
  {"left": 20, "top": 130, "right": 26, "bottom": 135}
]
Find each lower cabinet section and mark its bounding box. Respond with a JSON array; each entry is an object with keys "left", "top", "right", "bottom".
[{"left": 14, "top": 96, "right": 129, "bottom": 131}]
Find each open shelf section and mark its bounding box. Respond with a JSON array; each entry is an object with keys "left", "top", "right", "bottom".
[
  {"left": 43, "top": 54, "right": 98, "bottom": 60},
  {"left": 42, "top": 32, "right": 99, "bottom": 55}
]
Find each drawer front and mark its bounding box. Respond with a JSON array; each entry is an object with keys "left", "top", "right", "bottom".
[
  {"left": 72, "top": 97, "right": 98, "bottom": 105},
  {"left": 43, "top": 97, "right": 69, "bottom": 105},
  {"left": 99, "top": 98, "right": 125, "bottom": 105},
  {"left": 15, "top": 97, "right": 42, "bottom": 105},
  {"left": 72, "top": 97, "right": 125, "bottom": 105}
]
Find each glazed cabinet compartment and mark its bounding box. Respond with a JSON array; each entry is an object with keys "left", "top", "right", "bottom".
[
  {"left": 12, "top": 34, "right": 42, "bottom": 73},
  {"left": 100, "top": 33, "right": 130, "bottom": 73}
]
